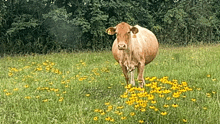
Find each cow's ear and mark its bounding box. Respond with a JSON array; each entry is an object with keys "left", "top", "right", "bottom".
[
  {"left": 130, "top": 27, "right": 138, "bottom": 34},
  {"left": 106, "top": 27, "right": 116, "bottom": 35}
]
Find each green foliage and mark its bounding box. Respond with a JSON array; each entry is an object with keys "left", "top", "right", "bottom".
[{"left": 0, "top": 0, "right": 220, "bottom": 54}]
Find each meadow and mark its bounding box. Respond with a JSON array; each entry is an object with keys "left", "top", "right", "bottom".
[{"left": 0, "top": 44, "right": 219, "bottom": 124}]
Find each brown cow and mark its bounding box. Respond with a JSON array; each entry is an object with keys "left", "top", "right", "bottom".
[{"left": 106, "top": 22, "right": 159, "bottom": 88}]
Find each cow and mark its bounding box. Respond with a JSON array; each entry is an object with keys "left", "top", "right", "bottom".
[{"left": 106, "top": 22, "right": 159, "bottom": 88}]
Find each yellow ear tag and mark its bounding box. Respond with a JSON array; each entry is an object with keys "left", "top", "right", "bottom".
[
  {"left": 133, "top": 35, "right": 136, "bottom": 38},
  {"left": 108, "top": 30, "right": 111, "bottom": 34}
]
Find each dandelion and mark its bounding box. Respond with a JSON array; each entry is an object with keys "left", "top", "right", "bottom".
[
  {"left": 191, "top": 98, "right": 196, "bottom": 102},
  {"left": 183, "top": 119, "right": 187, "bottom": 123},
  {"left": 160, "top": 112, "right": 168, "bottom": 116},
  {"left": 93, "top": 117, "right": 98, "bottom": 121}
]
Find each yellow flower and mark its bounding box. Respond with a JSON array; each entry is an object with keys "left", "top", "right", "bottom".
[
  {"left": 163, "top": 104, "right": 169, "bottom": 108},
  {"left": 42, "top": 99, "right": 48, "bottom": 102},
  {"left": 203, "top": 107, "right": 207, "bottom": 110},
  {"left": 139, "top": 120, "right": 144, "bottom": 123},
  {"left": 8, "top": 72, "right": 13, "bottom": 77},
  {"left": 121, "top": 116, "right": 126, "bottom": 120},
  {"left": 206, "top": 93, "right": 211, "bottom": 97},
  {"left": 105, "top": 117, "right": 111, "bottom": 121},
  {"left": 212, "top": 78, "right": 216, "bottom": 81},
  {"left": 140, "top": 108, "right": 146, "bottom": 112},
  {"left": 59, "top": 98, "right": 64, "bottom": 102},
  {"left": 191, "top": 98, "right": 196, "bottom": 102},
  {"left": 110, "top": 118, "right": 115, "bottom": 122},
  {"left": 13, "top": 88, "right": 18, "bottom": 91},
  {"left": 154, "top": 108, "right": 159, "bottom": 111},
  {"left": 25, "top": 96, "right": 31, "bottom": 99},
  {"left": 105, "top": 102, "right": 110, "bottom": 105},
  {"left": 6, "top": 92, "right": 12, "bottom": 96},
  {"left": 24, "top": 85, "right": 29, "bottom": 88},
  {"left": 183, "top": 119, "right": 187, "bottom": 123},
  {"left": 93, "top": 117, "right": 98, "bottom": 121},
  {"left": 130, "top": 112, "right": 135, "bottom": 116},
  {"left": 149, "top": 106, "right": 155, "bottom": 109},
  {"left": 36, "top": 95, "right": 40, "bottom": 98},
  {"left": 3, "top": 89, "right": 7, "bottom": 92},
  {"left": 94, "top": 109, "right": 99, "bottom": 112},
  {"left": 117, "top": 106, "right": 124, "bottom": 109},
  {"left": 212, "top": 91, "right": 216, "bottom": 94},
  {"left": 172, "top": 104, "right": 179, "bottom": 108},
  {"left": 207, "top": 74, "right": 211, "bottom": 77},
  {"left": 160, "top": 112, "right": 168, "bottom": 116},
  {"left": 85, "top": 94, "right": 90, "bottom": 97},
  {"left": 166, "top": 97, "right": 171, "bottom": 100},
  {"left": 100, "top": 112, "right": 105, "bottom": 115}
]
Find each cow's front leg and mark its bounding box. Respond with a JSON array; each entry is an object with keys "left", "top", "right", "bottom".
[
  {"left": 121, "top": 65, "right": 129, "bottom": 85},
  {"left": 130, "top": 70, "right": 135, "bottom": 86},
  {"left": 137, "top": 62, "right": 145, "bottom": 88}
]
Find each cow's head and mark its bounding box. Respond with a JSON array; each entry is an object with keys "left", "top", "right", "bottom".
[{"left": 106, "top": 22, "right": 138, "bottom": 50}]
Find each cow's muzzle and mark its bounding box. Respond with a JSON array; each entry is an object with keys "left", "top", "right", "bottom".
[{"left": 118, "top": 44, "right": 127, "bottom": 50}]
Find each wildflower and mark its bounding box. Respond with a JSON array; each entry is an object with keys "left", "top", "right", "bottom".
[
  {"left": 110, "top": 118, "right": 115, "bottom": 122},
  {"left": 191, "top": 98, "right": 196, "bottom": 102},
  {"left": 159, "top": 94, "right": 165, "bottom": 98},
  {"left": 163, "top": 104, "right": 169, "bottom": 108},
  {"left": 121, "top": 116, "right": 126, "bottom": 120},
  {"left": 105, "top": 102, "right": 110, "bottom": 105},
  {"left": 140, "top": 108, "right": 146, "bottom": 112},
  {"left": 139, "top": 120, "right": 144, "bottom": 123},
  {"left": 207, "top": 74, "right": 211, "bottom": 77},
  {"left": 206, "top": 93, "right": 211, "bottom": 97},
  {"left": 24, "top": 85, "right": 29, "bottom": 88},
  {"left": 100, "top": 112, "right": 105, "bottom": 115},
  {"left": 25, "top": 96, "right": 31, "bottom": 99},
  {"left": 172, "top": 104, "right": 179, "bottom": 108},
  {"left": 105, "top": 117, "right": 111, "bottom": 121},
  {"left": 166, "top": 97, "right": 171, "bottom": 100},
  {"left": 212, "top": 91, "right": 216, "bottom": 94},
  {"left": 183, "top": 119, "right": 187, "bottom": 123},
  {"left": 154, "top": 108, "right": 159, "bottom": 111},
  {"left": 117, "top": 106, "right": 124, "bottom": 109},
  {"left": 130, "top": 112, "right": 135, "bottom": 116},
  {"left": 6, "top": 92, "right": 12, "bottom": 96},
  {"left": 8, "top": 72, "right": 13, "bottom": 77},
  {"left": 149, "top": 106, "right": 155, "bottom": 109},
  {"left": 212, "top": 78, "right": 216, "bottom": 81},
  {"left": 42, "top": 99, "right": 48, "bottom": 102},
  {"left": 118, "top": 112, "right": 123, "bottom": 115},
  {"left": 3, "top": 89, "right": 7, "bottom": 92},
  {"left": 93, "top": 117, "right": 98, "bottom": 121},
  {"left": 203, "top": 107, "right": 207, "bottom": 110},
  {"left": 94, "top": 109, "right": 99, "bottom": 112},
  {"left": 59, "top": 98, "right": 64, "bottom": 102},
  {"left": 85, "top": 94, "right": 90, "bottom": 97},
  {"left": 160, "top": 112, "right": 168, "bottom": 116},
  {"left": 35, "top": 96, "right": 40, "bottom": 99}
]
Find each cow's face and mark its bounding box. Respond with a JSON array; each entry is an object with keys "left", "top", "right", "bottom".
[{"left": 106, "top": 22, "right": 138, "bottom": 50}]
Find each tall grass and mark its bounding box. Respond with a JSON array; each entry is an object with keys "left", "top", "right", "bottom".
[{"left": 0, "top": 45, "right": 219, "bottom": 124}]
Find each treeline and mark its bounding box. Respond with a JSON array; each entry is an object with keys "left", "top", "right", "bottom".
[{"left": 0, "top": 0, "right": 220, "bottom": 54}]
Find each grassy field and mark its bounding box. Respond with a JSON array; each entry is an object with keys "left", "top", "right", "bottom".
[{"left": 0, "top": 45, "right": 220, "bottom": 124}]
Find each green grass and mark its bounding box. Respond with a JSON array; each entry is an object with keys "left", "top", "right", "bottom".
[{"left": 0, "top": 45, "right": 220, "bottom": 124}]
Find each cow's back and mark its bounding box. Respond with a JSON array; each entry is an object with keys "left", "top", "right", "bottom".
[{"left": 134, "top": 25, "right": 159, "bottom": 64}]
